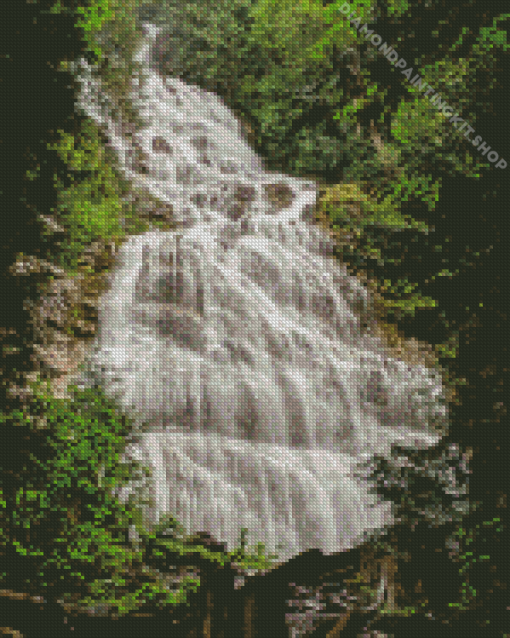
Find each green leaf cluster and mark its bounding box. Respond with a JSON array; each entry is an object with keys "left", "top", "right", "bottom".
[
  {"left": 317, "top": 181, "right": 437, "bottom": 318},
  {"left": 44, "top": 118, "right": 173, "bottom": 274},
  {"left": 46, "top": 121, "right": 124, "bottom": 272},
  {"left": 447, "top": 518, "right": 504, "bottom": 611}
]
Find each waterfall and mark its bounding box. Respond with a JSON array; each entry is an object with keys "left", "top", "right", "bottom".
[{"left": 73, "top": 23, "right": 447, "bottom": 563}]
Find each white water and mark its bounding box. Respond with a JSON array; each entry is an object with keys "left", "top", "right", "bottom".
[{"left": 74, "top": 23, "right": 447, "bottom": 563}]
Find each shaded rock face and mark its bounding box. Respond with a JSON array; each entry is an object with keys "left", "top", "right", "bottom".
[
  {"left": 8, "top": 238, "right": 113, "bottom": 406},
  {"left": 73, "top": 23, "right": 448, "bottom": 563}
]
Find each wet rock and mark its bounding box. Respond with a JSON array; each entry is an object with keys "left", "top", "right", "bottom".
[
  {"left": 300, "top": 203, "right": 319, "bottom": 222},
  {"left": 176, "top": 165, "right": 194, "bottom": 185},
  {"left": 237, "top": 115, "right": 256, "bottom": 146},
  {"left": 156, "top": 307, "right": 206, "bottom": 351},
  {"left": 72, "top": 320, "right": 96, "bottom": 337},
  {"left": 226, "top": 184, "right": 257, "bottom": 220},
  {"left": 81, "top": 296, "right": 99, "bottom": 314},
  {"left": 264, "top": 182, "right": 295, "bottom": 210},
  {"left": 190, "top": 135, "right": 209, "bottom": 152},
  {"left": 125, "top": 188, "right": 175, "bottom": 223},
  {"left": 37, "top": 289, "right": 68, "bottom": 331},
  {"left": 219, "top": 160, "right": 239, "bottom": 175},
  {"left": 78, "top": 240, "right": 112, "bottom": 270},
  {"left": 152, "top": 136, "right": 173, "bottom": 154},
  {"left": 132, "top": 145, "right": 150, "bottom": 174},
  {"left": 148, "top": 201, "right": 174, "bottom": 222},
  {"left": 190, "top": 193, "right": 208, "bottom": 208}
]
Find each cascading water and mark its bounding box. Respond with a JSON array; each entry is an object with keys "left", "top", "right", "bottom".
[{"left": 74, "top": 23, "right": 448, "bottom": 564}]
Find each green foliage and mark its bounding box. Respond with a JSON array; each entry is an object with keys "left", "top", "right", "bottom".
[
  {"left": 0, "top": 379, "right": 188, "bottom": 616},
  {"left": 32, "top": 0, "right": 156, "bottom": 275},
  {"left": 149, "top": 0, "right": 257, "bottom": 93},
  {"left": 356, "top": 442, "right": 475, "bottom": 615},
  {"left": 310, "top": 0, "right": 377, "bottom": 59},
  {"left": 44, "top": 118, "right": 171, "bottom": 274},
  {"left": 362, "top": 443, "right": 471, "bottom": 530},
  {"left": 142, "top": 518, "right": 281, "bottom": 576},
  {"left": 46, "top": 121, "right": 124, "bottom": 272},
  {"left": 90, "top": 0, "right": 150, "bottom": 126},
  {"left": 317, "top": 182, "right": 437, "bottom": 318},
  {"left": 75, "top": 1, "right": 114, "bottom": 33},
  {"left": 384, "top": 0, "right": 409, "bottom": 18},
  {"left": 249, "top": 0, "right": 334, "bottom": 65},
  {"left": 44, "top": 0, "right": 130, "bottom": 65},
  {"left": 21, "top": 2, "right": 151, "bottom": 279},
  {"left": 476, "top": 14, "right": 510, "bottom": 52},
  {"left": 312, "top": 1, "right": 506, "bottom": 196},
  {"left": 319, "top": 182, "right": 430, "bottom": 232},
  {"left": 447, "top": 518, "right": 504, "bottom": 611},
  {"left": 227, "top": 527, "right": 282, "bottom": 571},
  {"left": 36, "top": 0, "right": 148, "bottom": 272}
]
